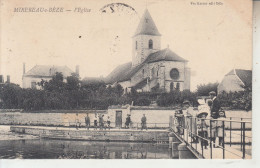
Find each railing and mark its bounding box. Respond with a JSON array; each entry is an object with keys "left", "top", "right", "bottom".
[{"left": 171, "top": 115, "right": 252, "bottom": 159}]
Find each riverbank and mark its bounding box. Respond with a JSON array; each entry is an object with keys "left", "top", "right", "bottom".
[{"left": 0, "top": 125, "right": 39, "bottom": 141}]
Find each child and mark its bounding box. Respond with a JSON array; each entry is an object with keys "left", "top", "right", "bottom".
[
  {"left": 197, "top": 112, "right": 209, "bottom": 149},
  {"left": 217, "top": 110, "right": 226, "bottom": 146}
]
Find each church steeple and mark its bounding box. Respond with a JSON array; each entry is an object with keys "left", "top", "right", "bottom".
[
  {"left": 134, "top": 9, "right": 161, "bottom": 37},
  {"left": 132, "top": 9, "right": 161, "bottom": 67}
]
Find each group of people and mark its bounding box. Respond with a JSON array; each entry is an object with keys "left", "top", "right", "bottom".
[
  {"left": 84, "top": 113, "right": 111, "bottom": 130},
  {"left": 175, "top": 91, "right": 226, "bottom": 150},
  {"left": 83, "top": 113, "right": 148, "bottom": 130}
]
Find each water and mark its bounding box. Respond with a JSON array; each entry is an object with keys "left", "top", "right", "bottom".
[{"left": 0, "top": 139, "right": 186, "bottom": 159}]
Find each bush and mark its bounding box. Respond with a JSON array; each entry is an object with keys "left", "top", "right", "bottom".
[{"left": 134, "top": 96, "right": 151, "bottom": 106}]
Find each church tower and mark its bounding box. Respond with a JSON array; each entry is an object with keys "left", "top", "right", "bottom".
[{"left": 132, "top": 9, "right": 161, "bottom": 67}]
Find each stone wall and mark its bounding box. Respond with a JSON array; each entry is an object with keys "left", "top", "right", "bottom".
[{"left": 0, "top": 111, "right": 106, "bottom": 126}]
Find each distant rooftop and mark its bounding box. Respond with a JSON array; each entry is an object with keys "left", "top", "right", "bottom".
[
  {"left": 226, "top": 69, "right": 252, "bottom": 86},
  {"left": 24, "top": 65, "right": 74, "bottom": 77}
]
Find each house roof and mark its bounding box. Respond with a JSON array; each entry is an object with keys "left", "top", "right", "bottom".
[
  {"left": 227, "top": 69, "right": 252, "bottom": 86},
  {"left": 82, "top": 77, "right": 105, "bottom": 85},
  {"left": 134, "top": 9, "right": 161, "bottom": 37},
  {"left": 24, "top": 65, "right": 74, "bottom": 77},
  {"left": 105, "top": 48, "right": 187, "bottom": 83}
]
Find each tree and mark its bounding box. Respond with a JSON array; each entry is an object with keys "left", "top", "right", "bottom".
[
  {"left": 0, "top": 83, "right": 22, "bottom": 109},
  {"left": 196, "top": 82, "right": 219, "bottom": 96},
  {"left": 66, "top": 73, "right": 80, "bottom": 90},
  {"left": 43, "top": 72, "right": 65, "bottom": 92}
]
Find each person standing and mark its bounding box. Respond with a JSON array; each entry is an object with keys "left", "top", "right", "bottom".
[
  {"left": 75, "top": 113, "right": 80, "bottom": 130},
  {"left": 94, "top": 113, "right": 98, "bottom": 130},
  {"left": 209, "top": 91, "right": 221, "bottom": 119},
  {"left": 183, "top": 100, "right": 198, "bottom": 143},
  {"left": 141, "top": 114, "right": 147, "bottom": 130},
  {"left": 106, "top": 115, "right": 111, "bottom": 130},
  {"left": 99, "top": 114, "right": 104, "bottom": 130},
  {"left": 85, "top": 113, "right": 90, "bottom": 130},
  {"left": 209, "top": 91, "right": 221, "bottom": 147},
  {"left": 125, "top": 114, "right": 131, "bottom": 129},
  {"left": 217, "top": 110, "right": 226, "bottom": 146},
  {"left": 197, "top": 112, "right": 209, "bottom": 149}
]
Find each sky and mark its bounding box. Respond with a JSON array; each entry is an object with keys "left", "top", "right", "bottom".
[{"left": 0, "top": 0, "right": 252, "bottom": 91}]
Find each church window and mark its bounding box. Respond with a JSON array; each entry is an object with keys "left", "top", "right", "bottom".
[
  {"left": 170, "top": 82, "right": 174, "bottom": 92},
  {"left": 136, "top": 41, "right": 138, "bottom": 50},
  {"left": 157, "top": 70, "right": 159, "bottom": 77},
  {"left": 149, "top": 39, "right": 153, "bottom": 49},
  {"left": 142, "top": 69, "right": 145, "bottom": 78},
  {"left": 176, "top": 82, "right": 180, "bottom": 91}
]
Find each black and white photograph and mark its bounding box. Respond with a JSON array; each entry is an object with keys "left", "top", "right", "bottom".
[{"left": 0, "top": 0, "right": 257, "bottom": 163}]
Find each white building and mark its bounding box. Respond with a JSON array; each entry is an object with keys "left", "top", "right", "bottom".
[{"left": 22, "top": 64, "right": 79, "bottom": 89}]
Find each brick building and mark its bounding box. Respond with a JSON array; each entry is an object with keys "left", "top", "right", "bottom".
[{"left": 105, "top": 9, "right": 190, "bottom": 92}]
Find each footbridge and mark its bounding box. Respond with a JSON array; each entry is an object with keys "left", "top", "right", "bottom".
[{"left": 168, "top": 115, "right": 252, "bottom": 159}]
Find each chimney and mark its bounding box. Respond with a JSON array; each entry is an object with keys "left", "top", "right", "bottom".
[
  {"left": 0, "top": 75, "right": 3, "bottom": 83},
  {"left": 76, "top": 65, "right": 79, "bottom": 76},
  {"left": 6, "top": 75, "right": 10, "bottom": 83},
  {"left": 23, "top": 63, "right": 26, "bottom": 74}
]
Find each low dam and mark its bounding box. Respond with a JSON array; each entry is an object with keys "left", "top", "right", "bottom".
[{"left": 10, "top": 126, "right": 169, "bottom": 142}]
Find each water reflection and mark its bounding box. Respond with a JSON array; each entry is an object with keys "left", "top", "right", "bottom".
[{"left": 0, "top": 139, "right": 182, "bottom": 159}]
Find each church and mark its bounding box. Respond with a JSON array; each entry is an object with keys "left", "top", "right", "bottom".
[{"left": 105, "top": 9, "right": 190, "bottom": 93}]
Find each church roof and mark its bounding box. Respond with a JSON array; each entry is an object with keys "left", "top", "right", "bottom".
[
  {"left": 146, "top": 48, "right": 188, "bottom": 63},
  {"left": 105, "top": 48, "right": 187, "bottom": 83},
  {"left": 24, "top": 65, "right": 74, "bottom": 77},
  {"left": 105, "top": 62, "right": 132, "bottom": 84},
  {"left": 132, "top": 78, "right": 149, "bottom": 89},
  {"left": 226, "top": 69, "right": 252, "bottom": 86},
  {"left": 134, "top": 9, "right": 161, "bottom": 37}
]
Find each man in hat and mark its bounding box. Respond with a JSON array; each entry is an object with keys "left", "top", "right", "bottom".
[
  {"left": 209, "top": 91, "right": 221, "bottom": 119},
  {"left": 125, "top": 114, "right": 131, "bottom": 129},
  {"left": 85, "top": 113, "right": 90, "bottom": 130},
  {"left": 141, "top": 114, "right": 147, "bottom": 130}
]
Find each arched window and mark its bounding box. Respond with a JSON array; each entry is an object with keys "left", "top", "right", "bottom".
[
  {"left": 136, "top": 41, "right": 138, "bottom": 50},
  {"left": 149, "top": 39, "right": 153, "bottom": 49},
  {"left": 142, "top": 69, "right": 145, "bottom": 78},
  {"left": 176, "top": 82, "right": 180, "bottom": 91},
  {"left": 170, "top": 82, "right": 174, "bottom": 92}
]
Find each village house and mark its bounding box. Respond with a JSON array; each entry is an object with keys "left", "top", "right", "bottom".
[
  {"left": 22, "top": 63, "right": 79, "bottom": 89},
  {"left": 105, "top": 9, "right": 190, "bottom": 93},
  {"left": 217, "top": 69, "right": 252, "bottom": 94}
]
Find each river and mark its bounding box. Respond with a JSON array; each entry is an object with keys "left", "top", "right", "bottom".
[{"left": 0, "top": 139, "right": 189, "bottom": 159}]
